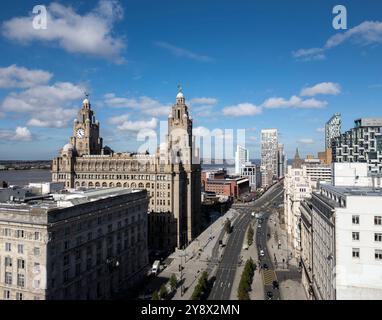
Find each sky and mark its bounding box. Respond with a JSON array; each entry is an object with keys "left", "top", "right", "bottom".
[{"left": 0, "top": 0, "right": 381, "bottom": 160}]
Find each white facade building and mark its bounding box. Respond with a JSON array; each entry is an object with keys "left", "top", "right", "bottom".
[
  {"left": 261, "top": 129, "right": 278, "bottom": 186},
  {"left": 234, "top": 145, "right": 249, "bottom": 175},
  {"left": 300, "top": 162, "right": 382, "bottom": 300},
  {"left": 305, "top": 164, "right": 332, "bottom": 188},
  {"left": 284, "top": 165, "right": 312, "bottom": 258},
  {"left": 239, "top": 162, "right": 259, "bottom": 191}
]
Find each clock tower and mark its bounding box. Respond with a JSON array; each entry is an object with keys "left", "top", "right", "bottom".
[{"left": 70, "top": 97, "right": 103, "bottom": 156}]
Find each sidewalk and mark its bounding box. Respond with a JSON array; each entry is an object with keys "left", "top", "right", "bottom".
[
  {"left": 266, "top": 208, "right": 307, "bottom": 300},
  {"left": 229, "top": 219, "right": 264, "bottom": 300}
]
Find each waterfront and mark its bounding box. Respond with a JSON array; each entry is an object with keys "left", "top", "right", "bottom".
[{"left": 0, "top": 169, "right": 51, "bottom": 186}]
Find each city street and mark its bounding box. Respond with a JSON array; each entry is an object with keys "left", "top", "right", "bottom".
[{"left": 208, "top": 181, "right": 285, "bottom": 300}]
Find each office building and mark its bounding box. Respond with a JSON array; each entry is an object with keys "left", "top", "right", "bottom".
[
  {"left": 332, "top": 118, "right": 382, "bottom": 174},
  {"left": 52, "top": 90, "right": 202, "bottom": 251},
  {"left": 234, "top": 145, "right": 249, "bottom": 175},
  {"left": 0, "top": 188, "right": 149, "bottom": 300},
  {"left": 261, "top": 129, "right": 278, "bottom": 186},
  {"left": 325, "top": 113, "right": 341, "bottom": 150}
]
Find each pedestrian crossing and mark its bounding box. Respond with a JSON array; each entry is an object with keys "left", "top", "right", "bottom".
[{"left": 262, "top": 269, "right": 276, "bottom": 286}]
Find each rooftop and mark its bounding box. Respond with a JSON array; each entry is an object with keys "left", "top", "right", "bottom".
[{"left": 321, "top": 183, "right": 382, "bottom": 197}]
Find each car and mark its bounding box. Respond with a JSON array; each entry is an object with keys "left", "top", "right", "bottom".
[
  {"left": 272, "top": 281, "right": 279, "bottom": 289},
  {"left": 266, "top": 291, "right": 273, "bottom": 300},
  {"left": 260, "top": 250, "right": 265, "bottom": 257},
  {"left": 258, "top": 224, "right": 262, "bottom": 228},
  {"left": 262, "top": 263, "right": 269, "bottom": 270}
]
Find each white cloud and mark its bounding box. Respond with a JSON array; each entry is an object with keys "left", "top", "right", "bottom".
[
  {"left": 297, "top": 138, "right": 315, "bottom": 145},
  {"left": 107, "top": 114, "right": 130, "bottom": 125},
  {"left": 193, "top": 126, "right": 211, "bottom": 137},
  {"left": 1, "top": 80, "right": 83, "bottom": 128},
  {"left": 300, "top": 82, "right": 341, "bottom": 97},
  {"left": 189, "top": 97, "right": 218, "bottom": 105},
  {"left": 0, "top": 126, "right": 32, "bottom": 142},
  {"left": 316, "top": 127, "right": 325, "bottom": 133},
  {"left": 262, "top": 95, "right": 327, "bottom": 109},
  {"left": 0, "top": 65, "right": 52, "bottom": 88},
  {"left": 223, "top": 103, "right": 262, "bottom": 117},
  {"left": 104, "top": 94, "right": 171, "bottom": 117},
  {"left": 117, "top": 118, "right": 158, "bottom": 132},
  {"left": 293, "top": 20, "right": 382, "bottom": 61},
  {"left": 155, "top": 41, "right": 213, "bottom": 62},
  {"left": 2, "top": 0, "right": 125, "bottom": 63}
]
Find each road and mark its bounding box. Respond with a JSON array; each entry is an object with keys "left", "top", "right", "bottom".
[
  {"left": 208, "top": 182, "right": 284, "bottom": 300},
  {"left": 256, "top": 183, "right": 284, "bottom": 300}
]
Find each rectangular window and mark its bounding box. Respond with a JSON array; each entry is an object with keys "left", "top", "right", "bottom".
[
  {"left": 3, "top": 290, "right": 10, "bottom": 300},
  {"left": 34, "top": 232, "right": 40, "bottom": 240},
  {"left": 375, "top": 216, "right": 382, "bottom": 225},
  {"left": 5, "top": 257, "right": 12, "bottom": 267},
  {"left": 5, "top": 243, "right": 11, "bottom": 252},
  {"left": 34, "top": 262, "right": 40, "bottom": 273},
  {"left": 375, "top": 233, "right": 382, "bottom": 242},
  {"left": 34, "top": 247, "right": 40, "bottom": 256},
  {"left": 16, "top": 230, "right": 24, "bottom": 238},
  {"left": 375, "top": 249, "right": 382, "bottom": 260},
  {"left": 17, "top": 259, "right": 25, "bottom": 269},
  {"left": 17, "top": 274, "right": 25, "bottom": 287},
  {"left": 5, "top": 272, "right": 12, "bottom": 285},
  {"left": 352, "top": 248, "right": 360, "bottom": 258},
  {"left": 352, "top": 232, "right": 360, "bottom": 241},
  {"left": 16, "top": 292, "right": 23, "bottom": 300},
  {"left": 17, "top": 244, "right": 24, "bottom": 254},
  {"left": 33, "top": 280, "right": 40, "bottom": 289},
  {"left": 4, "top": 228, "right": 11, "bottom": 237},
  {"left": 352, "top": 215, "right": 360, "bottom": 225}
]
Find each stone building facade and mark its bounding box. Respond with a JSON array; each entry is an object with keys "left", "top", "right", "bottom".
[
  {"left": 52, "top": 90, "right": 201, "bottom": 251},
  {"left": 0, "top": 188, "right": 149, "bottom": 300}
]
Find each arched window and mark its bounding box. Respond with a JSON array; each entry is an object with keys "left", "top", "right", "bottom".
[
  {"left": 95, "top": 182, "right": 100, "bottom": 188},
  {"left": 138, "top": 183, "right": 144, "bottom": 188},
  {"left": 116, "top": 182, "right": 122, "bottom": 187},
  {"left": 123, "top": 182, "right": 128, "bottom": 188},
  {"left": 88, "top": 182, "right": 94, "bottom": 188},
  {"left": 131, "top": 182, "right": 136, "bottom": 188},
  {"left": 146, "top": 183, "right": 151, "bottom": 189},
  {"left": 81, "top": 181, "right": 86, "bottom": 187},
  {"left": 109, "top": 182, "right": 114, "bottom": 188},
  {"left": 102, "top": 182, "right": 107, "bottom": 188}
]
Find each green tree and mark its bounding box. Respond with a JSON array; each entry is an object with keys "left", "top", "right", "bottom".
[
  {"left": 247, "top": 225, "right": 254, "bottom": 246},
  {"left": 224, "top": 218, "right": 231, "bottom": 234},
  {"left": 159, "top": 284, "right": 168, "bottom": 299},
  {"left": 152, "top": 290, "right": 160, "bottom": 300},
  {"left": 169, "top": 273, "right": 177, "bottom": 291}
]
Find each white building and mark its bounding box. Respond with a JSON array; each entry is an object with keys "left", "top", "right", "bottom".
[
  {"left": 300, "top": 162, "right": 382, "bottom": 300},
  {"left": 239, "top": 162, "right": 260, "bottom": 191},
  {"left": 261, "top": 129, "right": 278, "bottom": 186},
  {"left": 284, "top": 165, "right": 312, "bottom": 258},
  {"left": 234, "top": 145, "right": 249, "bottom": 175},
  {"left": 305, "top": 164, "right": 332, "bottom": 188}
]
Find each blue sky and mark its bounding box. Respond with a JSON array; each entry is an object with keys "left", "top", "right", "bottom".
[{"left": 0, "top": 0, "right": 381, "bottom": 160}]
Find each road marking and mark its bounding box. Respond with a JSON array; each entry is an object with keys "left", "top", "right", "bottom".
[{"left": 262, "top": 269, "right": 277, "bottom": 286}]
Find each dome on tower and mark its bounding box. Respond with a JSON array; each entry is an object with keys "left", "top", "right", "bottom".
[
  {"left": 168, "top": 113, "right": 173, "bottom": 118},
  {"left": 176, "top": 91, "right": 184, "bottom": 99},
  {"left": 62, "top": 143, "right": 74, "bottom": 152}
]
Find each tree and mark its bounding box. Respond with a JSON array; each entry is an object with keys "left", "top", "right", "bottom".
[
  {"left": 247, "top": 225, "right": 254, "bottom": 246},
  {"left": 191, "top": 271, "right": 209, "bottom": 300},
  {"left": 224, "top": 218, "right": 231, "bottom": 234},
  {"left": 152, "top": 290, "right": 160, "bottom": 300},
  {"left": 169, "top": 273, "right": 177, "bottom": 291},
  {"left": 159, "top": 284, "right": 168, "bottom": 299}
]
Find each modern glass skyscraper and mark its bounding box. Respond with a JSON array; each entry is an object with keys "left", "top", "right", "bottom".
[{"left": 325, "top": 113, "right": 342, "bottom": 149}]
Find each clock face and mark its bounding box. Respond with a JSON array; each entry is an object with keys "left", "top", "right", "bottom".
[{"left": 76, "top": 128, "right": 85, "bottom": 139}]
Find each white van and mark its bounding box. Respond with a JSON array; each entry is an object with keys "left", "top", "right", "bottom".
[{"left": 152, "top": 260, "right": 160, "bottom": 275}]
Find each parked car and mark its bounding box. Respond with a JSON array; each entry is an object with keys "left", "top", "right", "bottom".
[
  {"left": 272, "top": 280, "right": 279, "bottom": 289},
  {"left": 262, "top": 263, "right": 269, "bottom": 270},
  {"left": 266, "top": 291, "right": 273, "bottom": 300}
]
